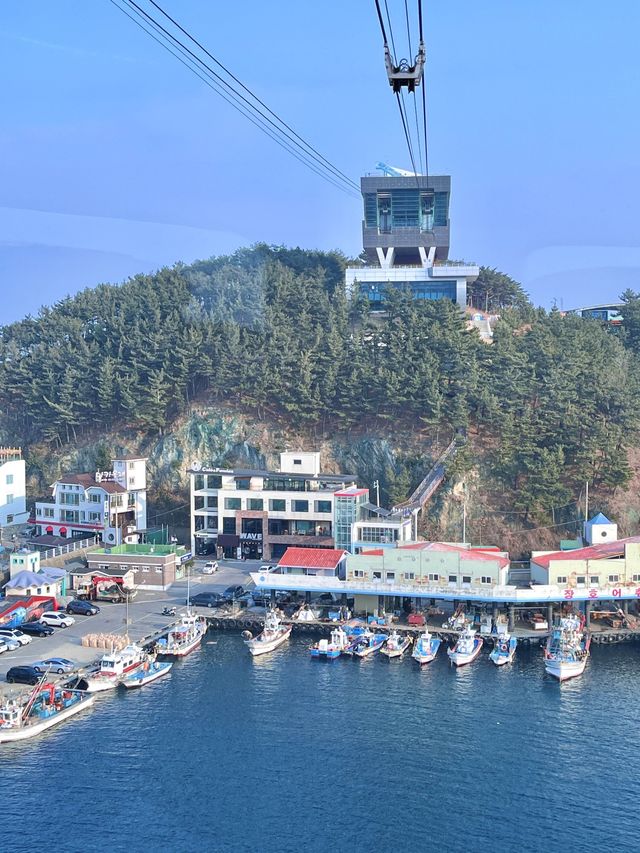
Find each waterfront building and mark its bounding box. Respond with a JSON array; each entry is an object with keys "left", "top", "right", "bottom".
[
  {"left": 85, "top": 542, "right": 191, "bottom": 591},
  {"left": 530, "top": 535, "right": 640, "bottom": 588},
  {"left": 32, "top": 456, "right": 147, "bottom": 544},
  {"left": 344, "top": 172, "right": 479, "bottom": 309},
  {"left": 274, "top": 547, "right": 347, "bottom": 579},
  {"left": 0, "top": 447, "right": 27, "bottom": 528},
  {"left": 189, "top": 452, "right": 358, "bottom": 560}
]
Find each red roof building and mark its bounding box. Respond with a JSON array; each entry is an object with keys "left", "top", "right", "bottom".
[{"left": 277, "top": 547, "right": 347, "bottom": 577}]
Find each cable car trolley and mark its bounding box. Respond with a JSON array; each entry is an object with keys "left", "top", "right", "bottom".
[{"left": 385, "top": 42, "right": 425, "bottom": 93}]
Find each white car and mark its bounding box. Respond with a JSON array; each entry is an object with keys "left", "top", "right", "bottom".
[
  {"left": 202, "top": 561, "right": 219, "bottom": 575},
  {"left": 40, "top": 612, "right": 75, "bottom": 628},
  {"left": 0, "top": 628, "right": 31, "bottom": 646},
  {"left": 0, "top": 639, "right": 8, "bottom": 654}
]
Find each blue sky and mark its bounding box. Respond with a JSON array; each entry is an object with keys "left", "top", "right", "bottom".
[{"left": 2, "top": 0, "right": 639, "bottom": 323}]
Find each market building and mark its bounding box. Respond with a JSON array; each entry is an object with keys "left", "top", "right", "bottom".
[
  {"left": 32, "top": 455, "right": 147, "bottom": 544},
  {"left": 85, "top": 543, "right": 192, "bottom": 591}
]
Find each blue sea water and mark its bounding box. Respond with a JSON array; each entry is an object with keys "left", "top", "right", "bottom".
[{"left": 2, "top": 634, "right": 639, "bottom": 853}]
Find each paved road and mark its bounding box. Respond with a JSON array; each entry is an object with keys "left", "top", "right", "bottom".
[{"left": 0, "top": 558, "right": 254, "bottom": 687}]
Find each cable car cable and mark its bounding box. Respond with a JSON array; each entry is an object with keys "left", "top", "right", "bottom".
[
  {"left": 115, "top": 0, "right": 359, "bottom": 195},
  {"left": 144, "top": 0, "right": 360, "bottom": 193}
]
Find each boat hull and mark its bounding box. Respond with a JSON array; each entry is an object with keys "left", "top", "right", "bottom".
[
  {"left": 352, "top": 639, "right": 385, "bottom": 658},
  {"left": 309, "top": 648, "right": 342, "bottom": 659},
  {"left": 412, "top": 638, "right": 441, "bottom": 665},
  {"left": 0, "top": 695, "right": 95, "bottom": 744},
  {"left": 490, "top": 639, "right": 517, "bottom": 667},
  {"left": 122, "top": 662, "right": 173, "bottom": 688},
  {"left": 161, "top": 632, "right": 204, "bottom": 657},
  {"left": 246, "top": 626, "right": 292, "bottom": 656},
  {"left": 544, "top": 657, "right": 588, "bottom": 682},
  {"left": 447, "top": 638, "right": 483, "bottom": 667},
  {"left": 380, "top": 639, "right": 412, "bottom": 658}
]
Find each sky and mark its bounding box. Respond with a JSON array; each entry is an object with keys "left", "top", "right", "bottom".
[{"left": 2, "top": 0, "right": 640, "bottom": 323}]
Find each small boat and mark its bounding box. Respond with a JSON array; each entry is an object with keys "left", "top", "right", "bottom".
[
  {"left": 244, "top": 610, "right": 292, "bottom": 656},
  {"left": 447, "top": 627, "right": 483, "bottom": 667},
  {"left": 80, "top": 644, "right": 146, "bottom": 692},
  {"left": 380, "top": 630, "right": 412, "bottom": 658},
  {"left": 489, "top": 633, "right": 517, "bottom": 666},
  {"left": 544, "top": 616, "right": 590, "bottom": 682},
  {"left": 156, "top": 613, "right": 207, "bottom": 658},
  {"left": 121, "top": 657, "right": 173, "bottom": 689},
  {"left": 347, "top": 629, "right": 386, "bottom": 658},
  {"left": 412, "top": 629, "right": 441, "bottom": 664},
  {"left": 309, "top": 626, "right": 350, "bottom": 659},
  {"left": 0, "top": 682, "right": 94, "bottom": 743}
]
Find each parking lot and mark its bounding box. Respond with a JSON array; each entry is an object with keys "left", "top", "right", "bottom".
[{"left": 0, "top": 558, "right": 254, "bottom": 688}]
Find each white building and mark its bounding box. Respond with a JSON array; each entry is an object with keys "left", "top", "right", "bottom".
[
  {"left": 189, "top": 451, "right": 358, "bottom": 560},
  {"left": 32, "top": 455, "right": 147, "bottom": 544},
  {"left": 584, "top": 512, "right": 618, "bottom": 545},
  {"left": 0, "top": 447, "right": 27, "bottom": 528}
]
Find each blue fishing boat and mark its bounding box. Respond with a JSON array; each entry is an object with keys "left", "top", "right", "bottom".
[
  {"left": 309, "top": 627, "right": 350, "bottom": 659},
  {"left": 412, "top": 629, "right": 441, "bottom": 664},
  {"left": 121, "top": 658, "right": 173, "bottom": 688},
  {"left": 489, "top": 634, "right": 517, "bottom": 666},
  {"left": 347, "top": 629, "right": 386, "bottom": 658}
]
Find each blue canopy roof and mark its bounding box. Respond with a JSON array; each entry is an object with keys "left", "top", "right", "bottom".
[{"left": 589, "top": 512, "right": 612, "bottom": 525}]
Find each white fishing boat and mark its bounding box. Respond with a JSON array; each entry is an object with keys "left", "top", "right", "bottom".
[
  {"left": 0, "top": 682, "right": 94, "bottom": 743},
  {"left": 244, "top": 610, "right": 292, "bottom": 656},
  {"left": 489, "top": 633, "right": 517, "bottom": 666},
  {"left": 412, "top": 629, "right": 441, "bottom": 664},
  {"left": 380, "top": 630, "right": 412, "bottom": 658},
  {"left": 309, "top": 626, "right": 350, "bottom": 659},
  {"left": 447, "top": 627, "right": 483, "bottom": 667},
  {"left": 156, "top": 613, "right": 207, "bottom": 657},
  {"left": 80, "top": 644, "right": 146, "bottom": 692},
  {"left": 544, "top": 616, "right": 590, "bottom": 682},
  {"left": 347, "top": 628, "right": 386, "bottom": 658},
  {"left": 121, "top": 659, "right": 173, "bottom": 689}
]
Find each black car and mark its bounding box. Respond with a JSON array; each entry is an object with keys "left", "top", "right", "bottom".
[
  {"left": 187, "top": 592, "right": 225, "bottom": 609},
  {"left": 6, "top": 666, "right": 41, "bottom": 685},
  {"left": 66, "top": 599, "right": 100, "bottom": 616},
  {"left": 222, "top": 585, "right": 245, "bottom": 602},
  {"left": 17, "top": 622, "right": 55, "bottom": 637}
]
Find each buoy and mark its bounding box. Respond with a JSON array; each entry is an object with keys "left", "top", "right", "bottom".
[{"left": 241, "top": 630, "right": 253, "bottom": 640}]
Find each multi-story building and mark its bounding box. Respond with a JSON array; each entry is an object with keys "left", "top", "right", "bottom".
[
  {"left": 345, "top": 171, "right": 479, "bottom": 309},
  {"left": 0, "top": 447, "right": 27, "bottom": 528},
  {"left": 32, "top": 455, "right": 147, "bottom": 544},
  {"left": 189, "top": 452, "right": 358, "bottom": 560}
]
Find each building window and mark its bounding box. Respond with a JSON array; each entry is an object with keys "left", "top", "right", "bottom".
[
  {"left": 141, "top": 567, "right": 150, "bottom": 573},
  {"left": 269, "top": 499, "right": 286, "bottom": 512},
  {"left": 315, "top": 500, "right": 332, "bottom": 513},
  {"left": 6, "top": 514, "right": 13, "bottom": 524},
  {"left": 89, "top": 493, "right": 102, "bottom": 503},
  {"left": 5, "top": 474, "right": 13, "bottom": 485},
  {"left": 234, "top": 478, "right": 250, "bottom": 490},
  {"left": 206, "top": 475, "right": 222, "bottom": 490},
  {"left": 462, "top": 576, "right": 472, "bottom": 585},
  {"left": 292, "top": 500, "right": 309, "bottom": 513},
  {"left": 222, "top": 517, "right": 236, "bottom": 534},
  {"left": 6, "top": 494, "right": 13, "bottom": 504},
  {"left": 373, "top": 571, "right": 382, "bottom": 580},
  {"left": 194, "top": 474, "right": 205, "bottom": 491},
  {"left": 609, "top": 574, "right": 620, "bottom": 583},
  {"left": 224, "top": 498, "right": 241, "bottom": 510},
  {"left": 480, "top": 576, "right": 492, "bottom": 585},
  {"left": 633, "top": 575, "right": 640, "bottom": 583},
  {"left": 405, "top": 572, "right": 415, "bottom": 580},
  {"left": 293, "top": 459, "right": 302, "bottom": 465},
  {"left": 576, "top": 576, "right": 586, "bottom": 586},
  {"left": 557, "top": 576, "right": 567, "bottom": 584},
  {"left": 248, "top": 499, "right": 264, "bottom": 511},
  {"left": 386, "top": 572, "right": 395, "bottom": 581},
  {"left": 155, "top": 568, "right": 162, "bottom": 574},
  {"left": 43, "top": 508, "right": 54, "bottom": 518},
  {"left": 448, "top": 575, "right": 456, "bottom": 584},
  {"left": 354, "top": 569, "right": 365, "bottom": 578},
  {"left": 590, "top": 576, "right": 599, "bottom": 585}
]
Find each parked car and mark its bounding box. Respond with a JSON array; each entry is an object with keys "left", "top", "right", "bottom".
[
  {"left": 0, "top": 638, "right": 8, "bottom": 654},
  {"left": 202, "top": 561, "right": 219, "bottom": 575},
  {"left": 66, "top": 599, "right": 100, "bottom": 616},
  {"left": 222, "top": 585, "right": 245, "bottom": 602},
  {"left": 31, "top": 657, "right": 76, "bottom": 674},
  {"left": 18, "top": 622, "right": 55, "bottom": 637},
  {"left": 6, "top": 666, "right": 41, "bottom": 685},
  {"left": 40, "top": 612, "right": 75, "bottom": 629},
  {"left": 187, "top": 592, "right": 225, "bottom": 609},
  {"left": 258, "top": 564, "right": 273, "bottom": 572},
  {"left": 0, "top": 636, "right": 20, "bottom": 652},
  {"left": 0, "top": 628, "right": 32, "bottom": 646}
]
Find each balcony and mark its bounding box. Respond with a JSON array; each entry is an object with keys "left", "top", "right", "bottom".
[{"left": 268, "top": 533, "right": 334, "bottom": 548}]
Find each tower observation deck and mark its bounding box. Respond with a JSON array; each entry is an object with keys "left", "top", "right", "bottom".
[{"left": 346, "top": 170, "right": 479, "bottom": 309}]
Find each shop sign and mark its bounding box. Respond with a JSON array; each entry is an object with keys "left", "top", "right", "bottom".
[{"left": 240, "top": 532, "right": 262, "bottom": 541}]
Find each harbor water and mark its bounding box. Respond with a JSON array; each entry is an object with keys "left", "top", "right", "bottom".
[{"left": 3, "top": 632, "right": 640, "bottom": 853}]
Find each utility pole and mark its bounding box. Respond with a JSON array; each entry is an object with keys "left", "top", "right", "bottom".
[
  {"left": 585, "top": 481, "right": 589, "bottom": 522},
  {"left": 462, "top": 483, "right": 467, "bottom": 545},
  {"left": 373, "top": 479, "right": 380, "bottom": 507}
]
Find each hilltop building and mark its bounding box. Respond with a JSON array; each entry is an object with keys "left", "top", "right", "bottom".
[
  {"left": 32, "top": 455, "right": 147, "bottom": 544},
  {"left": 345, "top": 171, "right": 479, "bottom": 309},
  {"left": 0, "top": 447, "right": 27, "bottom": 528}
]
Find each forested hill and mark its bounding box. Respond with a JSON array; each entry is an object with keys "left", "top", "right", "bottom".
[{"left": 1, "top": 244, "right": 640, "bottom": 526}]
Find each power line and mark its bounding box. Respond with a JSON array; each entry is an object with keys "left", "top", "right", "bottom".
[
  {"left": 144, "top": 0, "right": 360, "bottom": 193},
  {"left": 417, "top": 0, "right": 429, "bottom": 179},
  {"left": 110, "top": 0, "right": 360, "bottom": 197},
  {"left": 395, "top": 92, "right": 420, "bottom": 183}
]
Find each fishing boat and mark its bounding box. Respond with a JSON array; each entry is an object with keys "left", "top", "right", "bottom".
[
  {"left": 347, "top": 629, "right": 386, "bottom": 658},
  {"left": 121, "top": 658, "right": 173, "bottom": 689},
  {"left": 489, "top": 633, "right": 517, "bottom": 666},
  {"left": 544, "top": 615, "right": 590, "bottom": 682},
  {"left": 447, "top": 627, "right": 483, "bottom": 667},
  {"left": 80, "top": 644, "right": 146, "bottom": 692},
  {"left": 156, "top": 613, "right": 207, "bottom": 657},
  {"left": 380, "top": 630, "right": 412, "bottom": 658},
  {"left": 244, "top": 610, "right": 292, "bottom": 656},
  {"left": 309, "top": 626, "right": 350, "bottom": 659},
  {"left": 412, "top": 629, "right": 441, "bottom": 664},
  {"left": 0, "top": 681, "right": 94, "bottom": 743}
]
